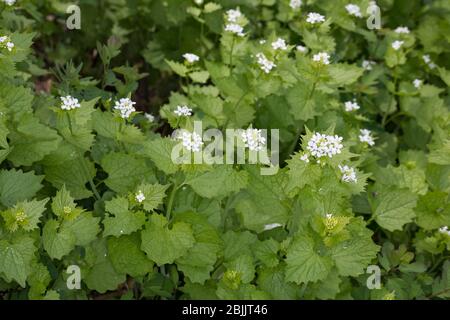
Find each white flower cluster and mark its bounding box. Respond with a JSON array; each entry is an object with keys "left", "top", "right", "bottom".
[
  {"left": 413, "top": 79, "right": 423, "bottom": 89},
  {"left": 391, "top": 40, "right": 404, "bottom": 51},
  {"left": 359, "top": 129, "right": 375, "bottom": 146},
  {"left": 296, "top": 45, "right": 307, "bottom": 53},
  {"left": 0, "top": 35, "right": 14, "bottom": 52},
  {"left": 256, "top": 53, "right": 276, "bottom": 73},
  {"left": 345, "top": 4, "right": 362, "bottom": 17},
  {"left": 307, "top": 132, "right": 344, "bottom": 158},
  {"left": 226, "top": 9, "right": 241, "bottom": 22},
  {"left": 241, "top": 128, "right": 266, "bottom": 151},
  {"left": 177, "top": 131, "right": 204, "bottom": 152},
  {"left": 60, "top": 95, "right": 80, "bottom": 111},
  {"left": 362, "top": 59, "right": 376, "bottom": 70},
  {"left": 2, "top": 0, "right": 16, "bottom": 5},
  {"left": 225, "top": 23, "right": 244, "bottom": 37},
  {"left": 312, "top": 52, "right": 330, "bottom": 65},
  {"left": 422, "top": 54, "right": 437, "bottom": 69},
  {"left": 439, "top": 226, "right": 450, "bottom": 236},
  {"left": 183, "top": 53, "right": 199, "bottom": 63},
  {"left": 344, "top": 100, "right": 360, "bottom": 112},
  {"left": 271, "top": 38, "right": 288, "bottom": 51},
  {"left": 289, "top": 0, "right": 302, "bottom": 9},
  {"left": 114, "top": 98, "right": 136, "bottom": 119},
  {"left": 135, "top": 190, "right": 145, "bottom": 203},
  {"left": 225, "top": 8, "right": 245, "bottom": 37},
  {"left": 306, "top": 12, "right": 325, "bottom": 24},
  {"left": 394, "top": 26, "right": 410, "bottom": 34},
  {"left": 339, "top": 165, "right": 358, "bottom": 183},
  {"left": 174, "top": 105, "right": 192, "bottom": 117}
]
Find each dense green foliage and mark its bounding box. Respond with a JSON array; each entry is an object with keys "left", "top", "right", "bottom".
[{"left": 0, "top": 0, "right": 449, "bottom": 300}]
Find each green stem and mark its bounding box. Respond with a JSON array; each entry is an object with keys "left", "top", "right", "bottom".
[
  {"left": 229, "top": 36, "right": 235, "bottom": 67},
  {"left": 166, "top": 181, "right": 179, "bottom": 221},
  {"left": 81, "top": 156, "right": 101, "bottom": 201}
]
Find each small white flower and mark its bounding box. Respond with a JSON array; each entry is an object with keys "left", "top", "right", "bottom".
[
  {"left": 183, "top": 53, "right": 199, "bottom": 63},
  {"left": 300, "top": 153, "right": 309, "bottom": 163},
  {"left": 259, "top": 39, "right": 266, "bottom": 44},
  {"left": 226, "top": 8, "right": 242, "bottom": 23},
  {"left": 194, "top": 0, "right": 203, "bottom": 5},
  {"left": 6, "top": 42, "right": 14, "bottom": 51},
  {"left": 177, "top": 131, "right": 204, "bottom": 152},
  {"left": 114, "top": 98, "right": 136, "bottom": 119},
  {"left": 174, "top": 105, "right": 192, "bottom": 117},
  {"left": 3, "top": 0, "right": 16, "bottom": 5},
  {"left": 145, "top": 113, "right": 155, "bottom": 122},
  {"left": 394, "top": 26, "right": 410, "bottom": 34},
  {"left": 439, "top": 226, "right": 450, "bottom": 236},
  {"left": 345, "top": 4, "right": 362, "bottom": 17},
  {"left": 359, "top": 129, "right": 375, "bottom": 146},
  {"left": 312, "top": 52, "right": 330, "bottom": 65},
  {"left": 413, "top": 79, "right": 423, "bottom": 89},
  {"left": 225, "top": 23, "right": 245, "bottom": 37},
  {"left": 241, "top": 128, "right": 266, "bottom": 151},
  {"left": 60, "top": 95, "right": 81, "bottom": 111},
  {"left": 423, "top": 55, "right": 437, "bottom": 69},
  {"left": 0, "top": 35, "right": 14, "bottom": 52},
  {"left": 296, "top": 45, "right": 307, "bottom": 53},
  {"left": 344, "top": 100, "right": 360, "bottom": 112},
  {"left": 271, "top": 38, "right": 288, "bottom": 51},
  {"left": 391, "top": 40, "right": 404, "bottom": 51},
  {"left": 135, "top": 190, "right": 146, "bottom": 203},
  {"left": 307, "top": 132, "right": 344, "bottom": 159},
  {"left": 339, "top": 165, "right": 358, "bottom": 183},
  {"left": 289, "top": 0, "right": 302, "bottom": 9},
  {"left": 306, "top": 12, "right": 325, "bottom": 24},
  {"left": 264, "top": 223, "right": 282, "bottom": 231},
  {"left": 256, "top": 53, "right": 276, "bottom": 73},
  {"left": 362, "top": 59, "right": 376, "bottom": 70}
]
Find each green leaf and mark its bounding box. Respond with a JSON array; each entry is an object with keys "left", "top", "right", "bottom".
[
  {"left": 141, "top": 214, "right": 195, "bottom": 265},
  {"left": 175, "top": 212, "right": 222, "bottom": 284},
  {"left": 327, "top": 63, "right": 364, "bottom": 86},
  {"left": 0, "top": 169, "right": 43, "bottom": 207},
  {"left": 133, "top": 183, "right": 169, "bottom": 212},
  {"left": 101, "top": 152, "right": 156, "bottom": 194},
  {"left": 51, "top": 185, "right": 84, "bottom": 220},
  {"left": 42, "top": 219, "right": 76, "bottom": 260},
  {"left": 0, "top": 236, "right": 36, "bottom": 287},
  {"left": 371, "top": 188, "right": 417, "bottom": 231},
  {"left": 108, "top": 234, "right": 153, "bottom": 277},
  {"left": 165, "top": 59, "right": 189, "bottom": 77},
  {"left": 43, "top": 145, "right": 96, "bottom": 199},
  {"left": 7, "top": 113, "right": 61, "bottom": 166},
  {"left": 415, "top": 191, "right": 450, "bottom": 230},
  {"left": 61, "top": 212, "right": 100, "bottom": 246},
  {"left": 235, "top": 167, "right": 288, "bottom": 233},
  {"left": 1, "top": 198, "right": 49, "bottom": 232},
  {"left": 83, "top": 239, "right": 126, "bottom": 294},
  {"left": 139, "top": 137, "right": 179, "bottom": 175},
  {"left": 285, "top": 235, "right": 332, "bottom": 284},
  {"left": 185, "top": 165, "right": 248, "bottom": 199},
  {"left": 103, "top": 197, "right": 146, "bottom": 237}
]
